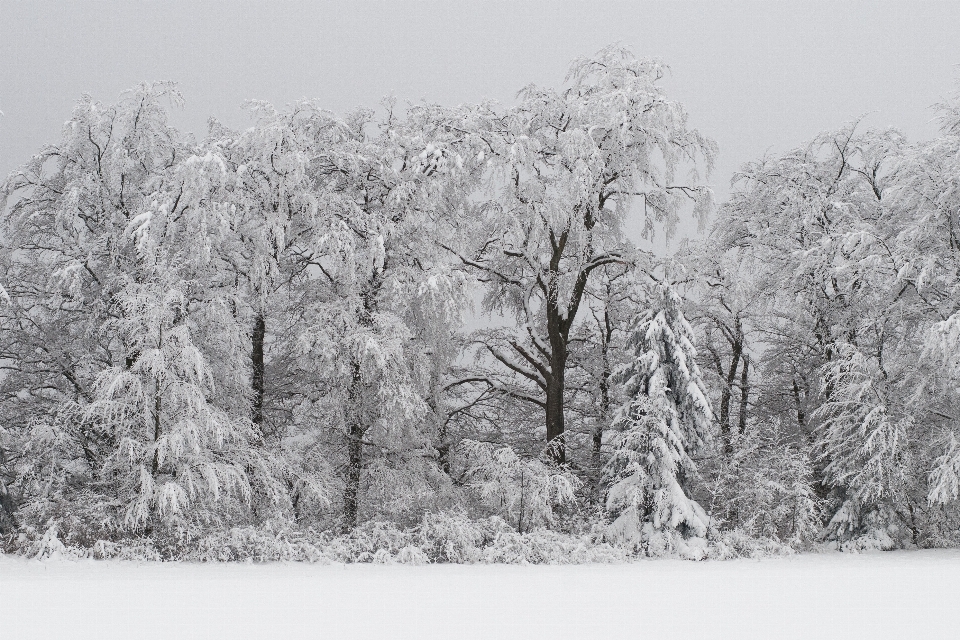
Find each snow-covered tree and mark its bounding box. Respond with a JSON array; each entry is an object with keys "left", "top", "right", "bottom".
[
  {"left": 0, "top": 85, "right": 318, "bottom": 545},
  {"left": 813, "top": 343, "right": 910, "bottom": 543},
  {"left": 0, "top": 82, "right": 191, "bottom": 433},
  {"left": 211, "top": 100, "right": 475, "bottom": 530},
  {"left": 442, "top": 45, "right": 716, "bottom": 463},
  {"left": 604, "top": 278, "right": 714, "bottom": 549},
  {"left": 716, "top": 124, "right": 907, "bottom": 439},
  {"left": 16, "top": 45, "right": 960, "bottom": 559},
  {"left": 682, "top": 241, "right": 764, "bottom": 452},
  {"left": 892, "top": 95, "right": 960, "bottom": 520},
  {"left": 707, "top": 110, "right": 960, "bottom": 547}
]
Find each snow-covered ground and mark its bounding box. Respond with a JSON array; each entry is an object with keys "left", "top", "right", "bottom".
[{"left": 3, "top": 549, "right": 959, "bottom": 639}]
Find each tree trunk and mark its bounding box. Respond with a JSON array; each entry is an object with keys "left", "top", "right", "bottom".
[
  {"left": 717, "top": 338, "right": 742, "bottom": 455},
  {"left": 342, "top": 279, "right": 379, "bottom": 531},
  {"left": 718, "top": 384, "right": 733, "bottom": 453},
  {"left": 540, "top": 319, "right": 569, "bottom": 464},
  {"left": 592, "top": 306, "right": 612, "bottom": 469},
  {"left": 738, "top": 354, "right": 750, "bottom": 434},
  {"left": 0, "top": 448, "right": 18, "bottom": 533},
  {"left": 426, "top": 382, "right": 450, "bottom": 474},
  {"left": 151, "top": 326, "right": 162, "bottom": 475},
  {"left": 545, "top": 371, "right": 566, "bottom": 464},
  {"left": 251, "top": 313, "right": 266, "bottom": 432},
  {"left": 151, "top": 385, "right": 162, "bottom": 475},
  {"left": 593, "top": 357, "right": 609, "bottom": 463},
  {"left": 544, "top": 300, "right": 568, "bottom": 465},
  {"left": 708, "top": 323, "right": 744, "bottom": 457},
  {"left": 343, "top": 429, "right": 363, "bottom": 530},
  {"left": 343, "top": 358, "right": 364, "bottom": 532},
  {"left": 437, "top": 427, "right": 451, "bottom": 474},
  {"left": 707, "top": 336, "right": 743, "bottom": 455},
  {"left": 792, "top": 377, "right": 806, "bottom": 431}
]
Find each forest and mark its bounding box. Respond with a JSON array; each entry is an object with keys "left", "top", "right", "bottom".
[{"left": 2, "top": 44, "right": 960, "bottom": 562}]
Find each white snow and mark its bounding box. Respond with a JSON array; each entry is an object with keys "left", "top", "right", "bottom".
[{"left": 3, "top": 549, "right": 959, "bottom": 639}]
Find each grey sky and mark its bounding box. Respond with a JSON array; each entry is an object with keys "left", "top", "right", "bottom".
[{"left": 3, "top": 0, "right": 960, "bottom": 215}]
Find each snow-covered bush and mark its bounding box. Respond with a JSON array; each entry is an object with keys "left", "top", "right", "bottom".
[
  {"left": 412, "top": 511, "right": 627, "bottom": 564},
  {"left": 453, "top": 440, "right": 581, "bottom": 532},
  {"left": 705, "top": 528, "right": 797, "bottom": 559},
  {"left": 191, "top": 523, "right": 329, "bottom": 562},
  {"left": 415, "top": 510, "right": 500, "bottom": 563},
  {"left": 702, "top": 424, "right": 823, "bottom": 549},
  {"left": 356, "top": 457, "right": 462, "bottom": 528}
]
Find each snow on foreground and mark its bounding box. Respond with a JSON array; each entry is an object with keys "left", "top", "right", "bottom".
[{"left": 3, "top": 550, "right": 959, "bottom": 640}]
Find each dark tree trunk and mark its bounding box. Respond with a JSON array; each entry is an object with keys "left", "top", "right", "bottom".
[
  {"left": 592, "top": 305, "right": 613, "bottom": 468},
  {"left": 436, "top": 408, "right": 451, "bottom": 475},
  {"left": 152, "top": 326, "right": 162, "bottom": 475},
  {"left": 589, "top": 301, "right": 615, "bottom": 504},
  {"left": 0, "top": 448, "right": 18, "bottom": 533},
  {"left": 125, "top": 351, "right": 139, "bottom": 370},
  {"left": 724, "top": 331, "right": 743, "bottom": 452},
  {"left": 342, "top": 279, "right": 378, "bottom": 531},
  {"left": 343, "top": 358, "right": 364, "bottom": 532},
  {"left": 718, "top": 384, "right": 733, "bottom": 452},
  {"left": 436, "top": 428, "right": 451, "bottom": 475},
  {"left": 542, "top": 295, "right": 568, "bottom": 465},
  {"left": 738, "top": 354, "right": 750, "bottom": 434},
  {"left": 792, "top": 377, "right": 806, "bottom": 431},
  {"left": 710, "top": 328, "right": 742, "bottom": 456},
  {"left": 593, "top": 359, "right": 609, "bottom": 461},
  {"left": 539, "top": 306, "right": 568, "bottom": 465},
  {"left": 545, "top": 369, "right": 566, "bottom": 464},
  {"left": 152, "top": 386, "right": 162, "bottom": 475},
  {"left": 426, "top": 384, "right": 450, "bottom": 474},
  {"left": 251, "top": 313, "right": 266, "bottom": 431}
]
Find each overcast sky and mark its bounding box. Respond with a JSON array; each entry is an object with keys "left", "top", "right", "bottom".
[{"left": 3, "top": 0, "right": 960, "bottom": 223}]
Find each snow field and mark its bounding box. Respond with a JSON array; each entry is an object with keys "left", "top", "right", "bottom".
[{"left": 3, "top": 549, "right": 960, "bottom": 640}]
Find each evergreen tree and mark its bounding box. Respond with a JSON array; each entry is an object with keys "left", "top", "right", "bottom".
[{"left": 604, "top": 278, "right": 714, "bottom": 550}]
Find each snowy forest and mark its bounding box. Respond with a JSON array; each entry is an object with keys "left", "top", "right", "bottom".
[{"left": 3, "top": 44, "right": 960, "bottom": 562}]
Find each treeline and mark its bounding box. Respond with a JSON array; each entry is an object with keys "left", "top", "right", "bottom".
[{"left": 1, "top": 46, "right": 959, "bottom": 561}]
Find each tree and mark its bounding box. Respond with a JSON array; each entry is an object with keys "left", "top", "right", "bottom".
[
  {"left": 683, "top": 242, "right": 762, "bottom": 453},
  {"left": 604, "top": 277, "right": 714, "bottom": 548},
  {"left": 224, "top": 101, "right": 475, "bottom": 530},
  {"left": 445, "top": 45, "right": 716, "bottom": 464},
  {"left": 712, "top": 117, "right": 960, "bottom": 546},
  {"left": 715, "top": 123, "right": 906, "bottom": 442},
  {"left": 0, "top": 84, "right": 298, "bottom": 540},
  {"left": 577, "top": 263, "right": 635, "bottom": 471},
  {"left": 0, "top": 83, "right": 190, "bottom": 436},
  {"left": 813, "top": 343, "right": 910, "bottom": 542},
  {"left": 889, "top": 93, "right": 960, "bottom": 542}
]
